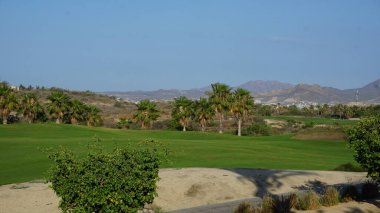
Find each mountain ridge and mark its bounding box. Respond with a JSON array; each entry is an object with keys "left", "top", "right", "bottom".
[{"left": 102, "top": 79, "right": 380, "bottom": 104}]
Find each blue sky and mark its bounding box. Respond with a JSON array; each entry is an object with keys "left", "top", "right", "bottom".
[{"left": 0, "top": 0, "right": 379, "bottom": 91}]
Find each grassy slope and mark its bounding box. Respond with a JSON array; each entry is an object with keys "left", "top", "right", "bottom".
[{"left": 0, "top": 124, "right": 355, "bottom": 185}]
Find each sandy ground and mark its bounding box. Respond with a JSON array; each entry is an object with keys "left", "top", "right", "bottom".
[{"left": 0, "top": 168, "right": 378, "bottom": 213}]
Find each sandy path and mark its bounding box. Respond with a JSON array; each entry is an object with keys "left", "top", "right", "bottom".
[{"left": 0, "top": 168, "right": 376, "bottom": 213}]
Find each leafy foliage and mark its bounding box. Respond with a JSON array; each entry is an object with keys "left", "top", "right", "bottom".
[
  {"left": 0, "top": 83, "right": 19, "bottom": 124},
  {"left": 171, "top": 96, "right": 193, "bottom": 131},
  {"left": 47, "top": 139, "right": 167, "bottom": 213},
  {"left": 207, "top": 83, "right": 232, "bottom": 133},
  {"left": 243, "top": 121, "right": 272, "bottom": 136},
  {"left": 133, "top": 100, "right": 160, "bottom": 129},
  {"left": 193, "top": 98, "right": 214, "bottom": 132},
  {"left": 347, "top": 116, "right": 380, "bottom": 182},
  {"left": 230, "top": 88, "right": 254, "bottom": 136}
]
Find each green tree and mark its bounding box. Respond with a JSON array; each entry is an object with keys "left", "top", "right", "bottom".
[
  {"left": 172, "top": 96, "right": 193, "bottom": 131},
  {"left": 207, "top": 83, "right": 232, "bottom": 134},
  {"left": 68, "top": 99, "right": 86, "bottom": 124},
  {"left": 20, "top": 93, "right": 42, "bottom": 123},
  {"left": 194, "top": 98, "right": 214, "bottom": 132},
  {"left": 47, "top": 91, "right": 70, "bottom": 124},
  {"left": 84, "top": 105, "right": 102, "bottom": 126},
  {"left": 347, "top": 116, "right": 380, "bottom": 182},
  {"left": 0, "top": 84, "right": 19, "bottom": 124},
  {"left": 116, "top": 117, "right": 132, "bottom": 129},
  {"left": 333, "top": 104, "right": 344, "bottom": 119},
  {"left": 133, "top": 100, "right": 160, "bottom": 129},
  {"left": 230, "top": 88, "right": 254, "bottom": 136}
]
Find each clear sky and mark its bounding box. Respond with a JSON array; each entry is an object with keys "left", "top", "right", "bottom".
[{"left": 0, "top": 0, "right": 379, "bottom": 91}]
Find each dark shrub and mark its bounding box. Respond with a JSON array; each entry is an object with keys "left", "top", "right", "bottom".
[
  {"left": 361, "top": 181, "right": 379, "bottom": 199},
  {"left": 334, "top": 163, "right": 366, "bottom": 172},
  {"left": 47, "top": 140, "right": 167, "bottom": 213},
  {"left": 341, "top": 185, "right": 360, "bottom": 202},
  {"left": 272, "top": 194, "right": 296, "bottom": 213},
  {"left": 234, "top": 202, "right": 254, "bottom": 213}
]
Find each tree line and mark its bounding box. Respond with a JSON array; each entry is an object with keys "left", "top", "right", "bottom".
[
  {"left": 256, "top": 103, "right": 380, "bottom": 119},
  {"left": 129, "top": 83, "right": 254, "bottom": 136},
  {"left": 0, "top": 82, "right": 101, "bottom": 126}
]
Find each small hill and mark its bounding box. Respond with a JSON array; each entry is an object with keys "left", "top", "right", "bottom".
[{"left": 15, "top": 88, "right": 172, "bottom": 127}]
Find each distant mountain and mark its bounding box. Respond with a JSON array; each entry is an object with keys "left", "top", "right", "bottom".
[
  {"left": 255, "top": 84, "right": 354, "bottom": 104},
  {"left": 237, "top": 80, "right": 293, "bottom": 94},
  {"left": 343, "top": 79, "right": 380, "bottom": 103},
  {"left": 102, "top": 79, "right": 380, "bottom": 104},
  {"left": 102, "top": 80, "right": 294, "bottom": 102}
]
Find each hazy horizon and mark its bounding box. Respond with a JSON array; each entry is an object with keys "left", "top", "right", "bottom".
[{"left": 1, "top": 1, "right": 379, "bottom": 91}]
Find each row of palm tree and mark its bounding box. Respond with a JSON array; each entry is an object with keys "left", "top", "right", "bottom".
[
  {"left": 0, "top": 83, "right": 101, "bottom": 126},
  {"left": 171, "top": 83, "right": 254, "bottom": 136},
  {"left": 258, "top": 102, "right": 380, "bottom": 119}
]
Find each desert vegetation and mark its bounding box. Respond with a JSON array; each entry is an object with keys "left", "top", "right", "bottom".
[{"left": 235, "top": 182, "right": 379, "bottom": 213}]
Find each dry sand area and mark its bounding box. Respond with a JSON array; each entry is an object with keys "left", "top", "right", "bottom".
[{"left": 0, "top": 168, "right": 379, "bottom": 213}]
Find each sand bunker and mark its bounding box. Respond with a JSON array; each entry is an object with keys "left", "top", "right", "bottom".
[{"left": 0, "top": 168, "right": 377, "bottom": 212}]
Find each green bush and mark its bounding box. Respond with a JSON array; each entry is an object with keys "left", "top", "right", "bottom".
[
  {"left": 347, "top": 116, "right": 380, "bottom": 182},
  {"left": 47, "top": 140, "right": 167, "bottom": 213},
  {"left": 333, "top": 163, "right": 366, "bottom": 172},
  {"left": 321, "top": 186, "right": 339, "bottom": 207},
  {"left": 243, "top": 122, "right": 272, "bottom": 136}
]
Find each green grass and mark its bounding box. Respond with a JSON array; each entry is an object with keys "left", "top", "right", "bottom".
[
  {"left": 0, "top": 123, "right": 356, "bottom": 185},
  {"left": 266, "top": 116, "right": 358, "bottom": 125}
]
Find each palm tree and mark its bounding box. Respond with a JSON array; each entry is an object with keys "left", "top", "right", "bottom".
[
  {"left": 84, "top": 105, "right": 102, "bottom": 126},
  {"left": 68, "top": 99, "right": 86, "bottom": 124},
  {"left": 133, "top": 100, "right": 160, "bottom": 129},
  {"left": 47, "top": 91, "right": 70, "bottom": 124},
  {"left": 207, "top": 83, "right": 231, "bottom": 134},
  {"left": 20, "top": 93, "right": 41, "bottom": 123},
  {"left": 172, "top": 96, "right": 193, "bottom": 131},
  {"left": 230, "top": 88, "right": 254, "bottom": 136},
  {"left": 194, "top": 98, "right": 214, "bottom": 132},
  {"left": 0, "top": 85, "right": 19, "bottom": 124}
]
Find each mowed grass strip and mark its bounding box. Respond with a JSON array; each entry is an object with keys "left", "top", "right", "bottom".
[{"left": 0, "top": 124, "right": 355, "bottom": 185}]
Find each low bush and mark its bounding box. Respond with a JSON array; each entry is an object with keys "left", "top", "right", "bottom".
[
  {"left": 334, "top": 163, "right": 366, "bottom": 172},
  {"left": 261, "top": 195, "right": 274, "bottom": 213},
  {"left": 321, "top": 186, "right": 339, "bottom": 207},
  {"left": 234, "top": 202, "right": 255, "bottom": 213},
  {"left": 341, "top": 185, "right": 360, "bottom": 202},
  {"left": 361, "top": 181, "right": 379, "bottom": 199},
  {"left": 242, "top": 122, "right": 272, "bottom": 136},
  {"left": 47, "top": 139, "right": 167, "bottom": 213},
  {"left": 272, "top": 194, "right": 296, "bottom": 213},
  {"left": 296, "top": 190, "right": 320, "bottom": 210}
]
